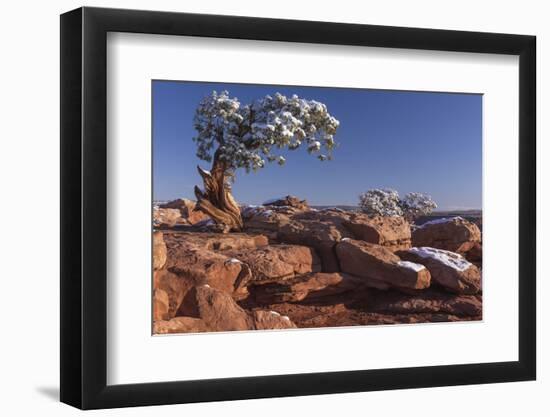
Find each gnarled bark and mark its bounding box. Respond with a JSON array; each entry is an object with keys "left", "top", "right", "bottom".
[{"left": 194, "top": 153, "right": 243, "bottom": 232}]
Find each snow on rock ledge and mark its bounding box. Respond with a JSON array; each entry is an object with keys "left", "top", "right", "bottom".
[
  {"left": 397, "top": 260, "right": 426, "bottom": 273},
  {"left": 396, "top": 247, "right": 481, "bottom": 295},
  {"left": 417, "top": 216, "right": 464, "bottom": 228},
  {"left": 409, "top": 247, "right": 472, "bottom": 272}
]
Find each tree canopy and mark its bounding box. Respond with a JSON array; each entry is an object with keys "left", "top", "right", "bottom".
[{"left": 193, "top": 90, "right": 340, "bottom": 173}]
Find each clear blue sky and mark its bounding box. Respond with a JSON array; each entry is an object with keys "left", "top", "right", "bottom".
[{"left": 153, "top": 81, "right": 482, "bottom": 210}]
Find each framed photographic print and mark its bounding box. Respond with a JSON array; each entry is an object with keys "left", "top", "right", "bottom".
[{"left": 60, "top": 6, "right": 536, "bottom": 410}]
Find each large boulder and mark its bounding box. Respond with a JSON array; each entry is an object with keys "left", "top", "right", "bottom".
[
  {"left": 178, "top": 285, "right": 254, "bottom": 331},
  {"left": 228, "top": 244, "right": 322, "bottom": 284},
  {"left": 165, "top": 240, "right": 252, "bottom": 295},
  {"left": 153, "top": 208, "right": 183, "bottom": 228},
  {"left": 153, "top": 231, "right": 167, "bottom": 270},
  {"left": 396, "top": 247, "right": 481, "bottom": 294},
  {"left": 250, "top": 272, "right": 367, "bottom": 303},
  {"left": 241, "top": 205, "right": 292, "bottom": 235},
  {"left": 412, "top": 217, "right": 481, "bottom": 253},
  {"left": 278, "top": 210, "right": 354, "bottom": 272},
  {"left": 263, "top": 195, "right": 309, "bottom": 211},
  {"left": 160, "top": 198, "right": 209, "bottom": 224},
  {"left": 154, "top": 269, "right": 193, "bottom": 318},
  {"left": 343, "top": 214, "right": 412, "bottom": 251},
  {"left": 153, "top": 316, "right": 207, "bottom": 334},
  {"left": 252, "top": 310, "right": 298, "bottom": 330},
  {"left": 335, "top": 239, "right": 431, "bottom": 289}
]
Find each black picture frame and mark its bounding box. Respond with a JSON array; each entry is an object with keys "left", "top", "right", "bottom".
[{"left": 60, "top": 6, "right": 536, "bottom": 410}]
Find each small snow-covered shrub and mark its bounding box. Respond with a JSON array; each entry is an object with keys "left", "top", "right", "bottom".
[
  {"left": 358, "top": 189, "right": 437, "bottom": 221},
  {"left": 358, "top": 188, "right": 403, "bottom": 217},
  {"left": 400, "top": 192, "right": 437, "bottom": 222}
]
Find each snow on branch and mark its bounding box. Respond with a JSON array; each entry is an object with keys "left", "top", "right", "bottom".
[{"left": 192, "top": 91, "right": 340, "bottom": 173}]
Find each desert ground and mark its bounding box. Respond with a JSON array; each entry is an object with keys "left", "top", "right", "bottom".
[{"left": 152, "top": 196, "right": 482, "bottom": 334}]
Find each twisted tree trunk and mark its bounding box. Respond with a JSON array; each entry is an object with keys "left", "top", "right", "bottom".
[{"left": 194, "top": 152, "right": 243, "bottom": 232}]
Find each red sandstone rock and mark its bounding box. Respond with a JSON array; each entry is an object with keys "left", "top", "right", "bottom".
[
  {"left": 412, "top": 217, "right": 481, "bottom": 252},
  {"left": 178, "top": 285, "right": 254, "bottom": 331},
  {"left": 278, "top": 215, "right": 351, "bottom": 272},
  {"left": 153, "top": 288, "right": 170, "bottom": 321},
  {"left": 343, "top": 214, "right": 412, "bottom": 251},
  {"left": 154, "top": 269, "right": 193, "bottom": 318},
  {"left": 153, "top": 316, "right": 207, "bottom": 334},
  {"left": 252, "top": 310, "right": 297, "bottom": 329},
  {"left": 465, "top": 241, "right": 482, "bottom": 263},
  {"left": 242, "top": 208, "right": 292, "bottom": 234},
  {"left": 263, "top": 195, "right": 309, "bottom": 210},
  {"left": 368, "top": 290, "right": 482, "bottom": 317},
  {"left": 228, "top": 244, "right": 321, "bottom": 283},
  {"left": 250, "top": 272, "right": 365, "bottom": 303},
  {"left": 160, "top": 198, "right": 209, "bottom": 224},
  {"left": 153, "top": 208, "right": 184, "bottom": 228},
  {"left": 167, "top": 231, "right": 269, "bottom": 251},
  {"left": 335, "top": 239, "right": 431, "bottom": 289},
  {"left": 153, "top": 231, "right": 167, "bottom": 270},
  {"left": 165, "top": 239, "right": 252, "bottom": 295}
]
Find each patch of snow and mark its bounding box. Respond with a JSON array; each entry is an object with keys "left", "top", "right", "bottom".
[
  {"left": 241, "top": 205, "right": 263, "bottom": 216},
  {"left": 225, "top": 258, "right": 242, "bottom": 265},
  {"left": 269, "top": 311, "right": 281, "bottom": 316},
  {"left": 397, "top": 260, "right": 426, "bottom": 272},
  {"left": 409, "top": 247, "right": 472, "bottom": 272},
  {"left": 282, "top": 316, "right": 291, "bottom": 321},
  {"left": 202, "top": 284, "right": 211, "bottom": 288},
  {"left": 341, "top": 237, "right": 352, "bottom": 242},
  {"left": 241, "top": 204, "right": 262, "bottom": 211},
  {"left": 418, "top": 216, "right": 463, "bottom": 228},
  {"left": 260, "top": 210, "right": 274, "bottom": 217}
]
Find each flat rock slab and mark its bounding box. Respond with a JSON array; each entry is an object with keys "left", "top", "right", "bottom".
[
  {"left": 164, "top": 231, "right": 268, "bottom": 251},
  {"left": 336, "top": 239, "right": 431, "bottom": 289},
  {"left": 227, "top": 244, "right": 322, "bottom": 283},
  {"left": 249, "top": 272, "right": 364, "bottom": 303}
]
